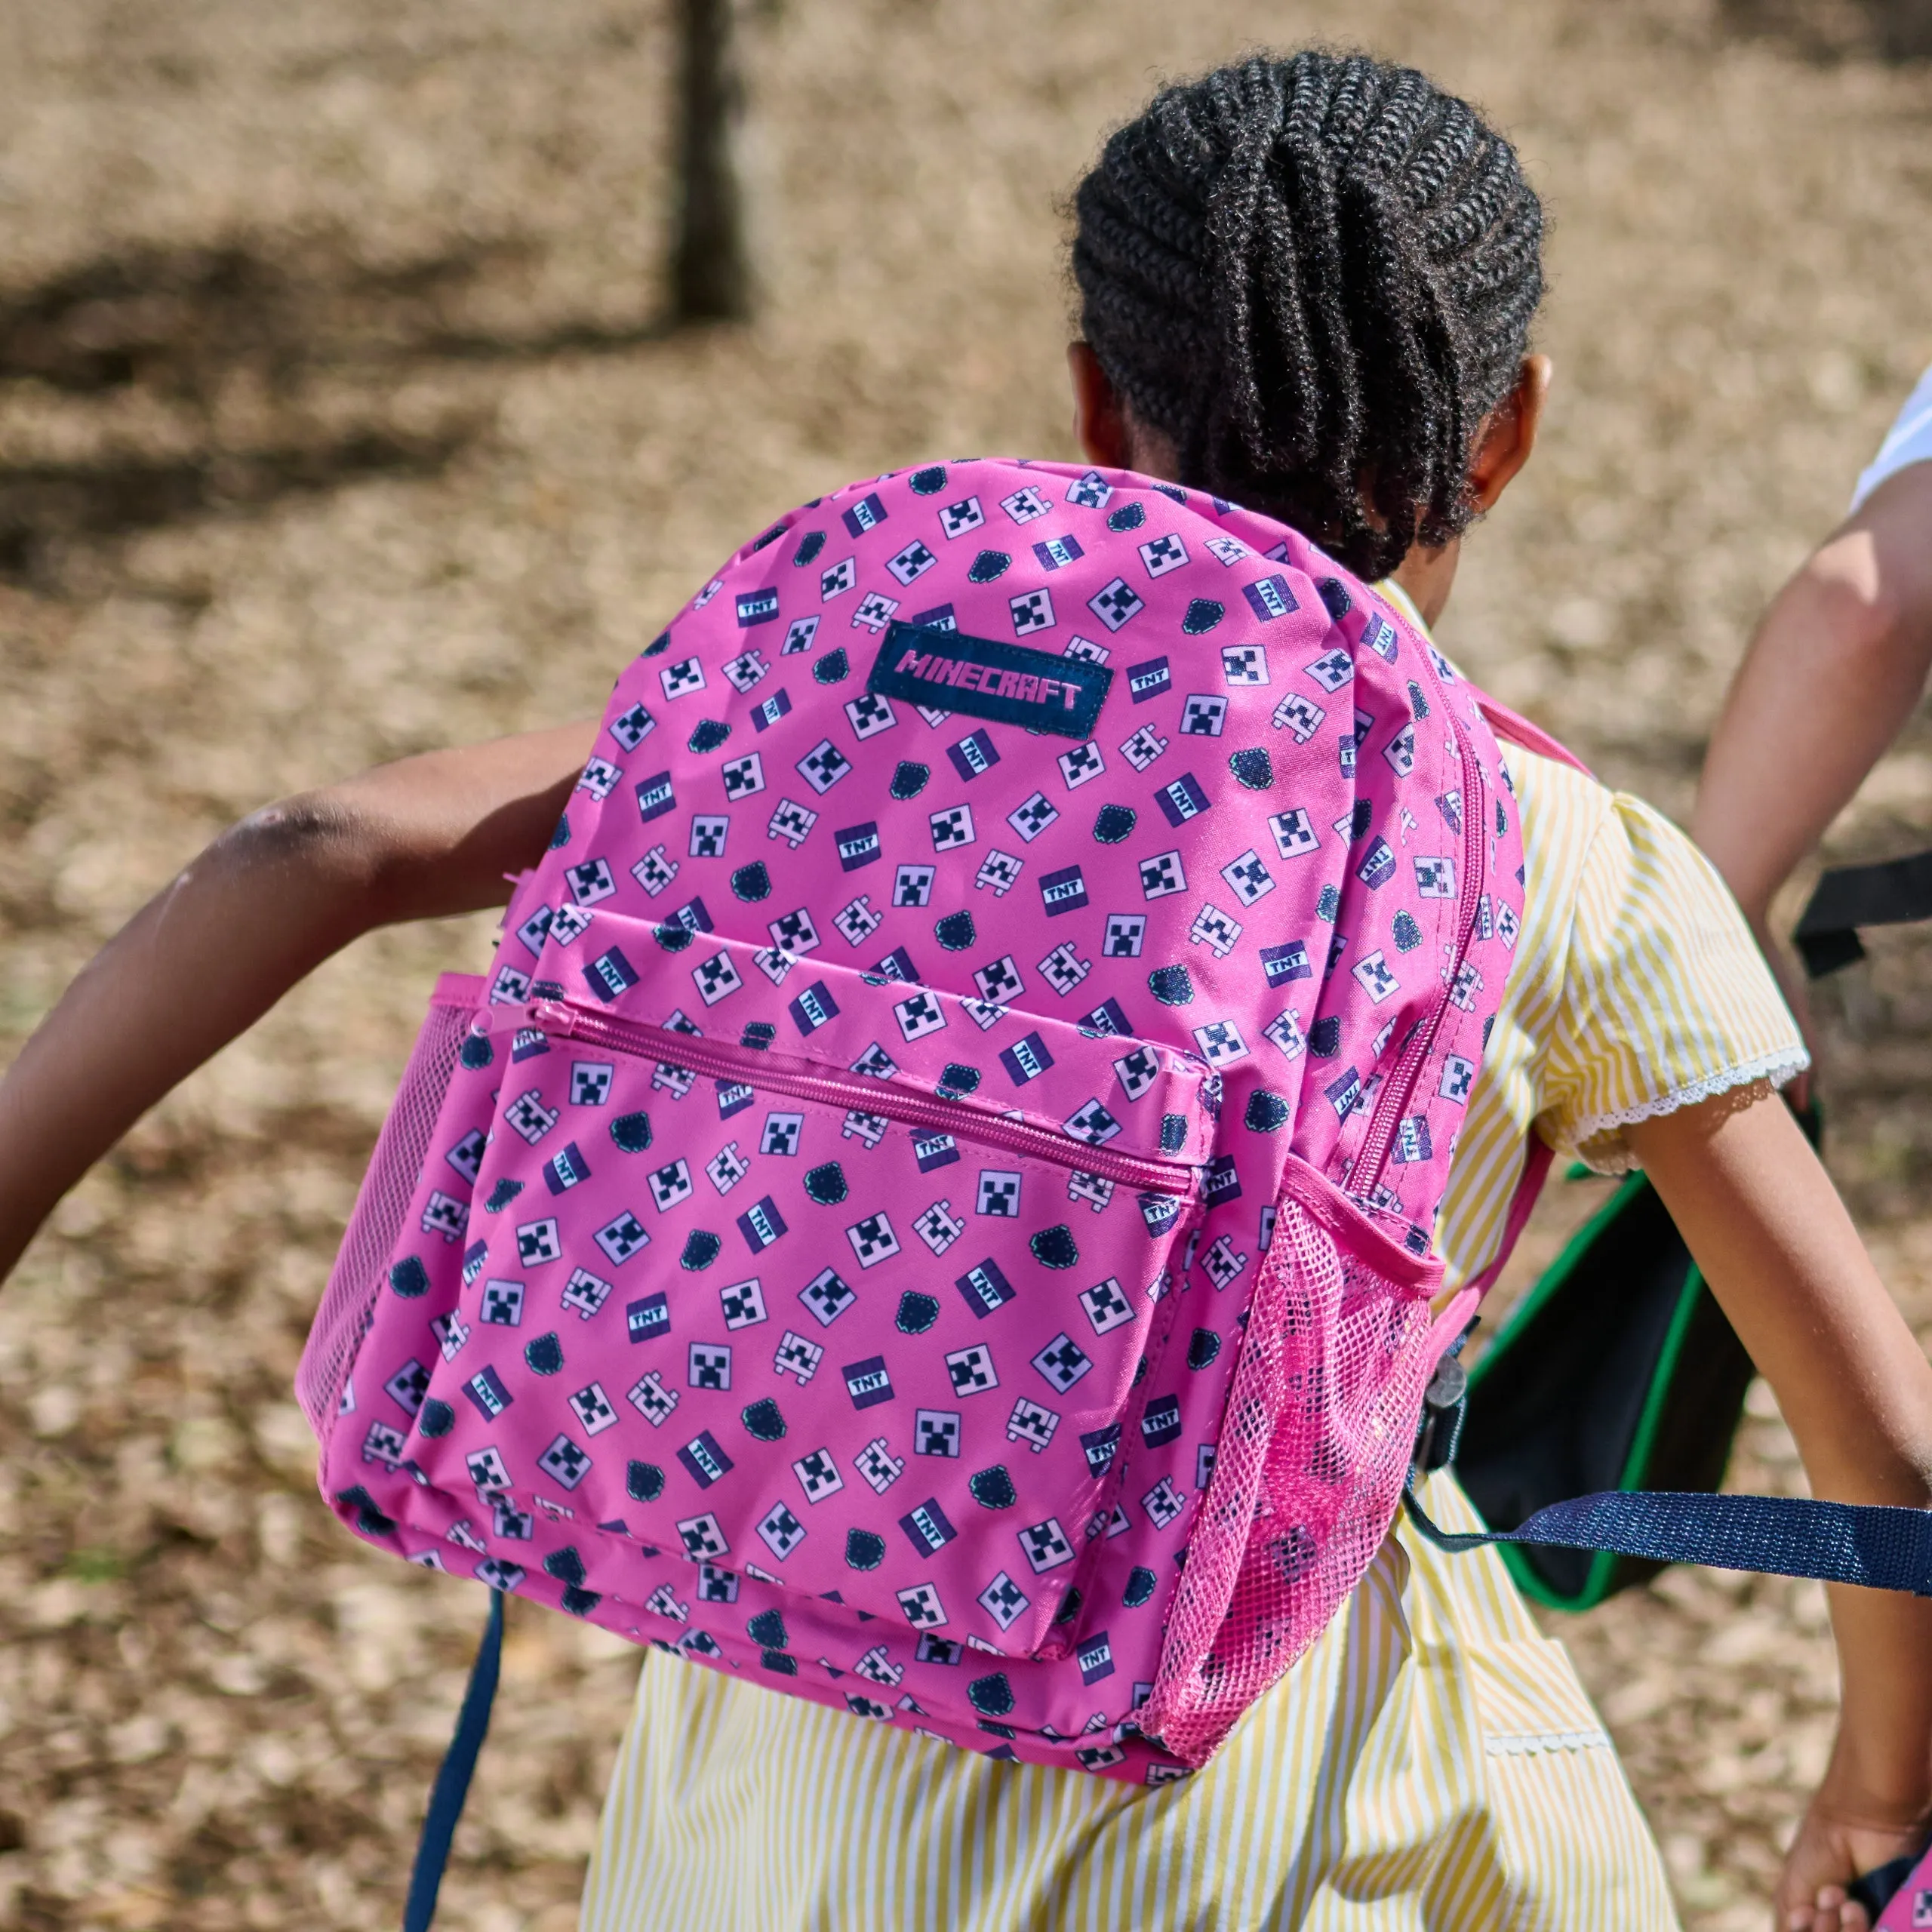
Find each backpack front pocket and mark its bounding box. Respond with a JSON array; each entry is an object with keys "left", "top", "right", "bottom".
[{"left": 372, "top": 924, "right": 1206, "bottom": 1660}]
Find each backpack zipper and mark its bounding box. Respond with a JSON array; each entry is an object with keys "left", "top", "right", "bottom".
[
  {"left": 1352, "top": 674, "right": 1488, "bottom": 1198},
  {"left": 520, "top": 998, "right": 1200, "bottom": 1198}
]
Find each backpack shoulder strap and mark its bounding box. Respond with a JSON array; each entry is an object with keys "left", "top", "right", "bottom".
[{"left": 1473, "top": 694, "right": 1594, "bottom": 779}]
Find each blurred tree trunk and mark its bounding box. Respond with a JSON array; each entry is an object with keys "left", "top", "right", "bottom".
[{"left": 672, "top": 0, "right": 750, "bottom": 321}]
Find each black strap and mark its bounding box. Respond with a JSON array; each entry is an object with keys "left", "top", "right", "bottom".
[
  {"left": 1795, "top": 848, "right": 1932, "bottom": 977},
  {"left": 1847, "top": 1839, "right": 1932, "bottom": 1921},
  {"left": 1403, "top": 1480, "right": 1932, "bottom": 1595}
]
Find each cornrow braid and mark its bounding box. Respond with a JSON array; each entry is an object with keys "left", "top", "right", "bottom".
[{"left": 1072, "top": 51, "right": 1544, "bottom": 581}]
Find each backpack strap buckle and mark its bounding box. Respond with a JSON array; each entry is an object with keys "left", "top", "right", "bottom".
[{"left": 1413, "top": 1352, "right": 1468, "bottom": 1474}]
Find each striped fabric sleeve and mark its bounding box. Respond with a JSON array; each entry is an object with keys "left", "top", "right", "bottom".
[{"left": 1535, "top": 792, "right": 1808, "bottom": 1173}]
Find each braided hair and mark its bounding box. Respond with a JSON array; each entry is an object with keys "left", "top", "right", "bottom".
[{"left": 1072, "top": 52, "right": 1544, "bottom": 581}]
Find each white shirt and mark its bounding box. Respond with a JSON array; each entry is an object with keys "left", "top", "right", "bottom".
[{"left": 1850, "top": 361, "right": 1932, "bottom": 512}]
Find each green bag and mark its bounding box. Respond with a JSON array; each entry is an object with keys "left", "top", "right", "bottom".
[{"left": 1455, "top": 1108, "right": 1820, "bottom": 1613}]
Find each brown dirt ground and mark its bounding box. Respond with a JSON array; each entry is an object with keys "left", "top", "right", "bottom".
[{"left": 2, "top": 1, "right": 1932, "bottom": 1926}]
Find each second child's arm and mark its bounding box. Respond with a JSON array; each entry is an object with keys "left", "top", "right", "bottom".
[
  {"left": 1631, "top": 1087, "right": 1932, "bottom": 1931},
  {"left": 1691, "top": 463, "right": 1932, "bottom": 1069},
  {"left": 0, "top": 719, "right": 598, "bottom": 1286}
]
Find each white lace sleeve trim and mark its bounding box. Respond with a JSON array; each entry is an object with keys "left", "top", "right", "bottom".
[{"left": 1561, "top": 1048, "right": 1812, "bottom": 1174}]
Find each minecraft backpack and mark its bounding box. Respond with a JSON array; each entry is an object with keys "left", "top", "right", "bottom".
[{"left": 296, "top": 460, "right": 1932, "bottom": 1915}]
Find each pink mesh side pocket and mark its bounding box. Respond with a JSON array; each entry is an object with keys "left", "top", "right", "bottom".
[
  {"left": 1140, "top": 1161, "right": 1442, "bottom": 1764},
  {"left": 295, "top": 975, "right": 484, "bottom": 1442}
]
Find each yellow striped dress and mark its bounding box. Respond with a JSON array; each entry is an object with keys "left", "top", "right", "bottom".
[{"left": 579, "top": 595, "right": 1807, "bottom": 1931}]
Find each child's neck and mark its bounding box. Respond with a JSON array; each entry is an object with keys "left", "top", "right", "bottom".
[{"left": 1390, "top": 534, "right": 1462, "bottom": 630}]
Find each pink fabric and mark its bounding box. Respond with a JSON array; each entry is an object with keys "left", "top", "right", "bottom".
[
  {"left": 306, "top": 460, "right": 1530, "bottom": 1784},
  {"left": 1875, "top": 1846, "right": 1932, "bottom": 1929}
]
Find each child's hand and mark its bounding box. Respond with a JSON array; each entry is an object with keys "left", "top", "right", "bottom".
[{"left": 1777, "top": 1772, "right": 1930, "bottom": 1931}]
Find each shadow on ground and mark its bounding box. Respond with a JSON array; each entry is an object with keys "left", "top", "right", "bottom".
[{"left": 0, "top": 239, "right": 675, "bottom": 588}]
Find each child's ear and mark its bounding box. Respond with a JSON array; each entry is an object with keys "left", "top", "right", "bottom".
[
  {"left": 1468, "top": 354, "right": 1553, "bottom": 512},
  {"left": 1069, "top": 343, "right": 1132, "bottom": 469}
]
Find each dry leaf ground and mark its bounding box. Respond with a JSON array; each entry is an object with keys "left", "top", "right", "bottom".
[{"left": 2, "top": 2, "right": 1931, "bottom": 1926}]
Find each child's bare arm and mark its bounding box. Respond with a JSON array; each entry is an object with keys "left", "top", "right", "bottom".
[
  {"left": 0, "top": 719, "right": 598, "bottom": 1286},
  {"left": 1691, "top": 464, "right": 1932, "bottom": 1079},
  {"left": 1630, "top": 1085, "right": 1932, "bottom": 1929}
]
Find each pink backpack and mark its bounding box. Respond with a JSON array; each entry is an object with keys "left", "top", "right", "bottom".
[{"left": 299, "top": 458, "right": 1531, "bottom": 1789}]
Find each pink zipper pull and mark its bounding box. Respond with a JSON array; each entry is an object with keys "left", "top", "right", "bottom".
[{"left": 531, "top": 998, "right": 577, "bottom": 1037}]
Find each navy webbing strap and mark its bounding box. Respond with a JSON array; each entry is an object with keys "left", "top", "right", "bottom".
[
  {"left": 1403, "top": 1482, "right": 1932, "bottom": 1595},
  {"left": 404, "top": 1589, "right": 505, "bottom": 1932},
  {"left": 1794, "top": 848, "right": 1932, "bottom": 978},
  {"left": 1847, "top": 1840, "right": 1932, "bottom": 1921}
]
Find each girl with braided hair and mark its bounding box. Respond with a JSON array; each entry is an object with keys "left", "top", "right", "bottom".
[{"left": 4, "top": 48, "right": 1928, "bottom": 1932}]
